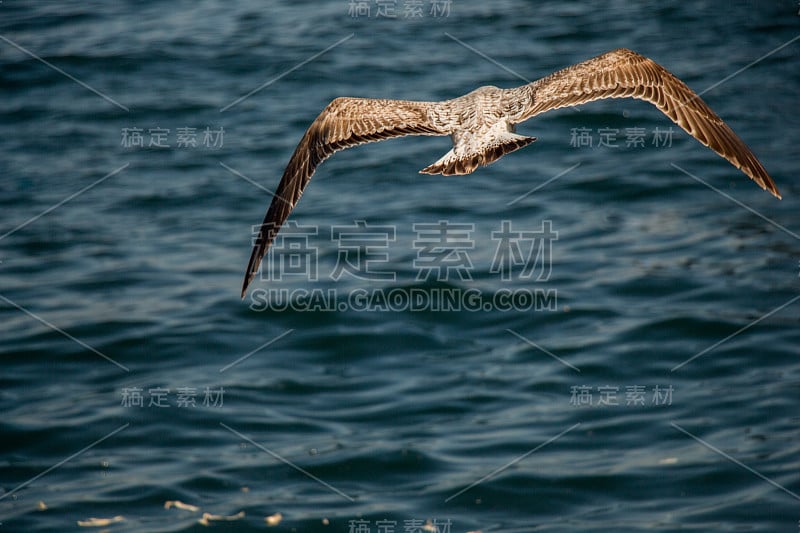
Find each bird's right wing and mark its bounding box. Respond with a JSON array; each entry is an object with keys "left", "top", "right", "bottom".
[
  {"left": 508, "top": 48, "right": 780, "bottom": 199},
  {"left": 242, "top": 97, "right": 446, "bottom": 297}
]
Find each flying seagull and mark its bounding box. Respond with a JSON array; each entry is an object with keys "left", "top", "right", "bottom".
[{"left": 242, "top": 47, "right": 780, "bottom": 297}]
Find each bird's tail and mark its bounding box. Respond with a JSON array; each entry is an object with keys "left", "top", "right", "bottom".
[{"left": 419, "top": 132, "right": 536, "bottom": 175}]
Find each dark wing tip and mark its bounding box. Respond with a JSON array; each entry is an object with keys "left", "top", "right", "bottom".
[
  {"left": 240, "top": 275, "right": 251, "bottom": 299},
  {"left": 241, "top": 241, "right": 261, "bottom": 299},
  {"left": 766, "top": 180, "right": 782, "bottom": 200},
  {"left": 760, "top": 178, "right": 782, "bottom": 200},
  {"left": 241, "top": 221, "right": 281, "bottom": 298}
]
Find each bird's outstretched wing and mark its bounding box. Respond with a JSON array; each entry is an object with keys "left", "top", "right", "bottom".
[
  {"left": 507, "top": 48, "right": 780, "bottom": 199},
  {"left": 242, "top": 97, "right": 446, "bottom": 297}
]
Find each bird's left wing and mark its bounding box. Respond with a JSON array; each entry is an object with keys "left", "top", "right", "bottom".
[{"left": 242, "top": 97, "right": 446, "bottom": 297}]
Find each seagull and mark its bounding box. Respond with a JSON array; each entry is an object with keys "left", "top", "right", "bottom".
[{"left": 241, "top": 47, "right": 780, "bottom": 297}]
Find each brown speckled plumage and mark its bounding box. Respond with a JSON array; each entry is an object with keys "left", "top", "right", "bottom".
[{"left": 242, "top": 48, "right": 780, "bottom": 297}]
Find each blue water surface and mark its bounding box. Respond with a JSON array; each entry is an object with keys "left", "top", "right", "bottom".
[{"left": 1, "top": 1, "right": 799, "bottom": 531}]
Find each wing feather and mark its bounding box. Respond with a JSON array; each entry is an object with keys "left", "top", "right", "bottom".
[
  {"left": 242, "top": 97, "right": 445, "bottom": 297},
  {"left": 510, "top": 48, "right": 780, "bottom": 199}
]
